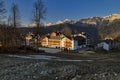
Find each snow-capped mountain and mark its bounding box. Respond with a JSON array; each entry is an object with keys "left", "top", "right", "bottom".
[
  {"left": 45, "top": 19, "right": 75, "bottom": 27},
  {"left": 103, "top": 13, "right": 120, "bottom": 22},
  {"left": 76, "top": 16, "right": 102, "bottom": 25},
  {"left": 63, "top": 19, "right": 75, "bottom": 23},
  {"left": 55, "top": 19, "right": 75, "bottom": 25},
  {"left": 76, "top": 13, "right": 120, "bottom": 25},
  {"left": 45, "top": 13, "right": 120, "bottom": 27},
  {"left": 45, "top": 23, "right": 53, "bottom": 26},
  {"left": 56, "top": 20, "right": 64, "bottom": 24}
]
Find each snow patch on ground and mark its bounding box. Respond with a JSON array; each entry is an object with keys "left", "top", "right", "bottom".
[
  {"left": 8, "top": 55, "right": 93, "bottom": 62},
  {"left": 38, "top": 47, "right": 62, "bottom": 53}
]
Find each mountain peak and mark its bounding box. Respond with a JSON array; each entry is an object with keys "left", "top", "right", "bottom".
[
  {"left": 103, "top": 13, "right": 120, "bottom": 21},
  {"left": 77, "top": 16, "right": 102, "bottom": 25},
  {"left": 56, "top": 20, "right": 64, "bottom": 24},
  {"left": 45, "top": 13, "right": 120, "bottom": 27},
  {"left": 45, "top": 23, "right": 53, "bottom": 26},
  {"left": 64, "top": 18, "right": 71, "bottom": 22}
]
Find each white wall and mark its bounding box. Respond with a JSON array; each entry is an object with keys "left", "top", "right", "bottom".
[
  {"left": 71, "top": 40, "right": 74, "bottom": 50},
  {"left": 97, "top": 42, "right": 109, "bottom": 51},
  {"left": 97, "top": 42, "right": 104, "bottom": 48},
  {"left": 74, "top": 41, "right": 78, "bottom": 50},
  {"left": 103, "top": 43, "right": 109, "bottom": 51},
  {"left": 26, "top": 40, "right": 30, "bottom": 46},
  {"left": 71, "top": 40, "right": 87, "bottom": 50}
]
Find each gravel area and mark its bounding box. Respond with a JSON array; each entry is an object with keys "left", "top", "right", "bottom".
[{"left": 0, "top": 54, "right": 120, "bottom": 80}]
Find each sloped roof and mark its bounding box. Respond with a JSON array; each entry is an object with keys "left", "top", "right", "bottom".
[
  {"left": 73, "top": 36, "right": 86, "bottom": 40},
  {"left": 66, "top": 36, "right": 85, "bottom": 40},
  {"left": 42, "top": 31, "right": 86, "bottom": 41},
  {"left": 49, "top": 36, "right": 64, "bottom": 40},
  {"left": 103, "top": 39, "right": 114, "bottom": 44}
]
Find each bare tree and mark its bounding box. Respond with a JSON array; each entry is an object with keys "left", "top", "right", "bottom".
[
  {"left": 10, "top": 3, "right": 21, "bottom": 47},
  {"left": 61, "top": 26, "right": 72, "bottom": 36},
  {"left": 33, "top": 0, "right": 46, "bottom": 47},
  {"left": 0, "top": 0, "right": 6, "bottom": 24},
  {"left": 0, "top": 0, "right": 6, "bottom": 47},
  {"left": 11, "top": 3, "right": 20, "bottom": 31}
]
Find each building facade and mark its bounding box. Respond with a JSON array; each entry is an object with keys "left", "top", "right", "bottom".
[
  {"left": 41, "top": 32, "right": 86, "bottom": 50},
  {"left": 97, "top": 39, "right": 114, "bottom": 51}
]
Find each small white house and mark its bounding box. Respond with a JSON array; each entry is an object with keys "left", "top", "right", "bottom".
[
  {"left": 25, "top": 34, "right": 33, "bottom": 46},
  {"left": 97, "top": 39, "right": 114, "bottom": 51}
]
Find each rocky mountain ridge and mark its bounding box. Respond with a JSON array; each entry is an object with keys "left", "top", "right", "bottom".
[
  {"left": 44, "top": 13, "right": 120, "bottom": 40},
  {"left": 45, "top": 13, "right": 120, "bottom": 27}
]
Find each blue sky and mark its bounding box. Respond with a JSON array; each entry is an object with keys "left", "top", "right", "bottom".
[{"left": 4, "top": 0, "right": 120, "bottom": 25}]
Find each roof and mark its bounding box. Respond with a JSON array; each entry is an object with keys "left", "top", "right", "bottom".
[
  {"left": 66, "top": 36, "right": 73, "bottom": 40},
  {"left": 73, "top": 36, "right": 86, "bottom": 40},
  {"left": 66, "top": 36, "right": 86, "bottom": 40},
  {"left": 41, "top": 32, "right": 86, "bottom": 41},
  {"left": 49, "top": 36, "right": 64, "bottom": 40},
  {"left": 102, "top": 39, "right": 114, "bottom": 44}
]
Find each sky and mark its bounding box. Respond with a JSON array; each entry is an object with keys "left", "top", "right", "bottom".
[{"left": 4, "top": 0, "right": 120, "bottom": 26}]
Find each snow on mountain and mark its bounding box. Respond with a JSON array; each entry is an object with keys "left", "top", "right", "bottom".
[
  {"left": 44, "top": 13, "right": 120, "bottom": 27},
  {"left": 28, "top": 23, "right": 36, "bottom": 27},
  {"left": 76, "top": 16, "right": 102, "bottom": 25},
  {"left": 63, "top": 19, "right": 71, "bottom": 22},
  {"left": 103, "top": 13, "right": 120, "bottom": 22},
  {"left": 63, "top": 19, "right": 76, "bottom": 24},
  {"left": 45, "top": 19, "right": 75, "bottom": 26},
  {"left": 76, "top": 13, "right": 120, "bottom": 25},
  {"left": 45, "top": 23, "right": 53, "bottom": 26},
  {"left": 56, "top": 20, "right": 64, "bottom": 24},
  {"left": 55, "top": 19, "right": 74, "bottom": 24}
]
